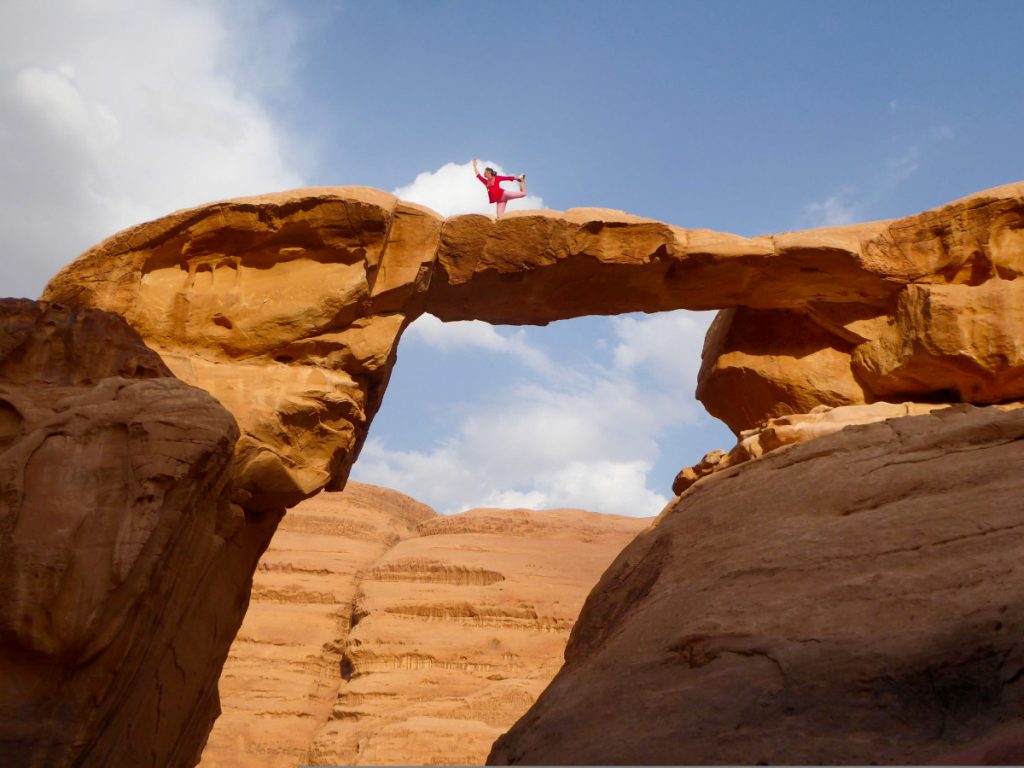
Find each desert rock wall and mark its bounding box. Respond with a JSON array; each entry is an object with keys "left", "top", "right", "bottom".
[
  {"left": 199, "top": 484, "right": 645, "bottom": 768},
  {"left": 0, "top": 300, "right": 253, "bottom": 768}
]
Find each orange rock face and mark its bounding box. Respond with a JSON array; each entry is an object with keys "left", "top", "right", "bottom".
[
  {"left": 198, "top": 483, "right": 434, "bottom": 768},
  {"left": 0, "top": 300, "right": 252, "bottom": 768},
  {"left": 489, "top": 405, "right": 1024, "bottom": 765},
  {"left": 43, "top": 188, "right": 442, "bottom": 512},
  {"left": 199, "top": 483, "right": 645, "bottom": 768}
]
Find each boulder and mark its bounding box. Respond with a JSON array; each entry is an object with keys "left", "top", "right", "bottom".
[
  {"left": 489, "top": 406, "right": 1024, "bottom": 765},
  {"left": 0, "top": 300, "right": 254, "bottom": 768}
]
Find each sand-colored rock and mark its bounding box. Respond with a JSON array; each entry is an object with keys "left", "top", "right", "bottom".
[
  {"left": 696, "top": 307, "right": 871, "bottom": 433},
  {"left": 199, "top": 485, "right": 646, "bottom": 768},
  {"left": 45, "top": 182, "right": 1024, "bottom": 467},
  {"left": 853, "top": 280, "right": 1024, "bottom": 402},
  {"left": 43, "top": 188, "right": 443, "bottom": 512},
  {"left": 671, "top": 400, "right": 1022, "bottom": 495},
  {"left": 0, "top": 300, "right": 253, "bottom": 768},
  {"left": 489, "top": 405, "right": 1024, "bottom": 765},
  {"left": 199, "top": 483, "right": 434, "bottom": 768},
  {"left": 429, "top": 213, "right": 895, "bottom": 324},
  {"left": 25, "top": 180, "right": 1024, "bottom": 768}
]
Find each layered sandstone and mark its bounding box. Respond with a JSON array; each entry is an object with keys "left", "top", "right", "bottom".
[
  {"left": 0, "top": 300, "right": 253, "bottom": 768},
  {"left": 200, "top": 484, "right": 645, "bottom": 768},
  {"left": 672, "top": 400, "right": 1024, "bottom": 495},
  {"left": 199, "top": 483, "right": 434, "bottom": 768},
  {"left": 489, "top": 405, "right": 1024, "bottom": 765}
]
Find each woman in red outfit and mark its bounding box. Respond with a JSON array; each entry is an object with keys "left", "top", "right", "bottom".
[{"left": 473, "top": 159, "right": 527, "bottom": 218}]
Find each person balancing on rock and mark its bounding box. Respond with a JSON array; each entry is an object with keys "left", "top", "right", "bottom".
[{"left": 473, "top": 159, "right": 527, "bottom": 218}]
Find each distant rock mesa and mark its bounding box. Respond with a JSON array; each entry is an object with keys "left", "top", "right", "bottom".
[{"left": 198, "top": 482, "right": 645, "bottom": 768}]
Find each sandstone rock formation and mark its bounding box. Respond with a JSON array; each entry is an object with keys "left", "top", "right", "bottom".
[
  {"left": 21, "top": 180, "right": 1024, "bottom": 768},
  {"left": 673, "top": 400, "right": 1023, "bottom": 495},
  {"left": 43, "top": 183, "right": 1024, "bottom": 503},
  {"left": 0, "top": 299, "right": 257, "bottom": 768},
  {"left": 44, "top": 188, "right": 442, "bottom": 512},
  {"left": 198, "top": 482, "right": 434, "bottom": 768},
  {"left": 488, "top": 405, "right": 1024, "bottom": 765},
  {"left": 199, "top": 482, "right": 645, "bottom": 768}
]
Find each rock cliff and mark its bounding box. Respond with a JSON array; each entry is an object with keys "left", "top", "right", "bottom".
[
  {"left": 0, "top": 299, "right": 259, "bottom": 768},
  {"left": 488, "top": 405, "right": 1024, "bottom": 765},
  {"left": 198, "top": 482, "right": 645, "bottom": 768}
]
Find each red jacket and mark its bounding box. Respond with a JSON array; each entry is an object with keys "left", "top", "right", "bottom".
[{"left": 477, "top": 173, "right": 515, "bottom": 203}]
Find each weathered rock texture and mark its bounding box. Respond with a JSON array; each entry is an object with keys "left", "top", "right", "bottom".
[
  {"left": 489, "top": 405, "right": 1024, "bottom": 765},
  {"left": 0, "top": 299, "right": 264, "bottom": 768},
  {"left": 673, "top": 400, "right": 1023, "bottom": 495},
  {"left": 25, "top": 180, "right": 1024, "bottom": 768},
  {"left": 43, "top": 183, "right": 1024, "bottom": 504},
  {"left": 199, "top": 482, "right": 645, "bottom": 768},
  {"left": 44, "top": 188, "right": 442, "bottom": 512},
  {"left": 199, "top": 482, "right": 434, "bottom": 768}
]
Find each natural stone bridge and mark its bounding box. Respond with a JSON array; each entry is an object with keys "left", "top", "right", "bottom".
[
  {"left": 43, "top": 181, "right": 1024, "bottom": 512},
  {"left": 3, "top": 181, "right": 1023, "bottom": 766}
]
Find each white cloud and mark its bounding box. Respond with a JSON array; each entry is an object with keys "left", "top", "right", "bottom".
[
  {"left": 611, "top": 312, "right": 709, "bottom": 388},
  {"left": 886, "top": 145, "right": 920, "bottom": 184},
  {"left": 392, "top": 160, "right": 544, "bottom": 217},
  {"left": 0, "top": 0, "right": 303, "bottom": 299},
  {"left": 798, "top": 191, "right": 859, "bottom": 228},
  {"left": 354, "top": 310, "right": 716, "bottom": 517}
]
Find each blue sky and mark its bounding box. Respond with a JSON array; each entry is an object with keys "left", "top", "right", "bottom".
[{"left": 2, "top": 0, "right": 1022, "bottom": 516}]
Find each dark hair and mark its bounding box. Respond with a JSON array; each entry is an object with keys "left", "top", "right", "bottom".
[{"left": 484, "top": 167, "right": 495, "bottom": 175}]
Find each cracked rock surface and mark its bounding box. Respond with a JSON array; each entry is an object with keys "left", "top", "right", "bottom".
[{"left": 489, "top": 405, "right": 1024, "bottom": 765}]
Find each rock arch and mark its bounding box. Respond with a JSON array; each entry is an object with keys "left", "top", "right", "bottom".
[
  {"left": 9, "top": 179, "right": 1023, "bottom": 767},
  {"left": 42, "top": 180, "right": 1024, "bottom": 511}
]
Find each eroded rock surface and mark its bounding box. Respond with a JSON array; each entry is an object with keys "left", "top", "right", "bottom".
[
  {"left": 673, "top": 400, "right": 1023, "bottom": 495},
  {"left": 43, "top": 188, "right": 442, "bottom": 512},
  {"left": 199, "top": 484, "right": 646, "bottom": 768},
  {"left": 0, "top": 300, "right": 255, "bottom": 768},
  {"left": 198, "top": 482, "right": 434, "bottom": 768},
  {"left": 26, "top": 180, "right": 1024, "bottom": 768},
  {"left": 489, "top": 406, "right": 1024, "bottom": 765},
  {"left": 43, "top": 183, "right": 1024, "bottom": 492}
]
